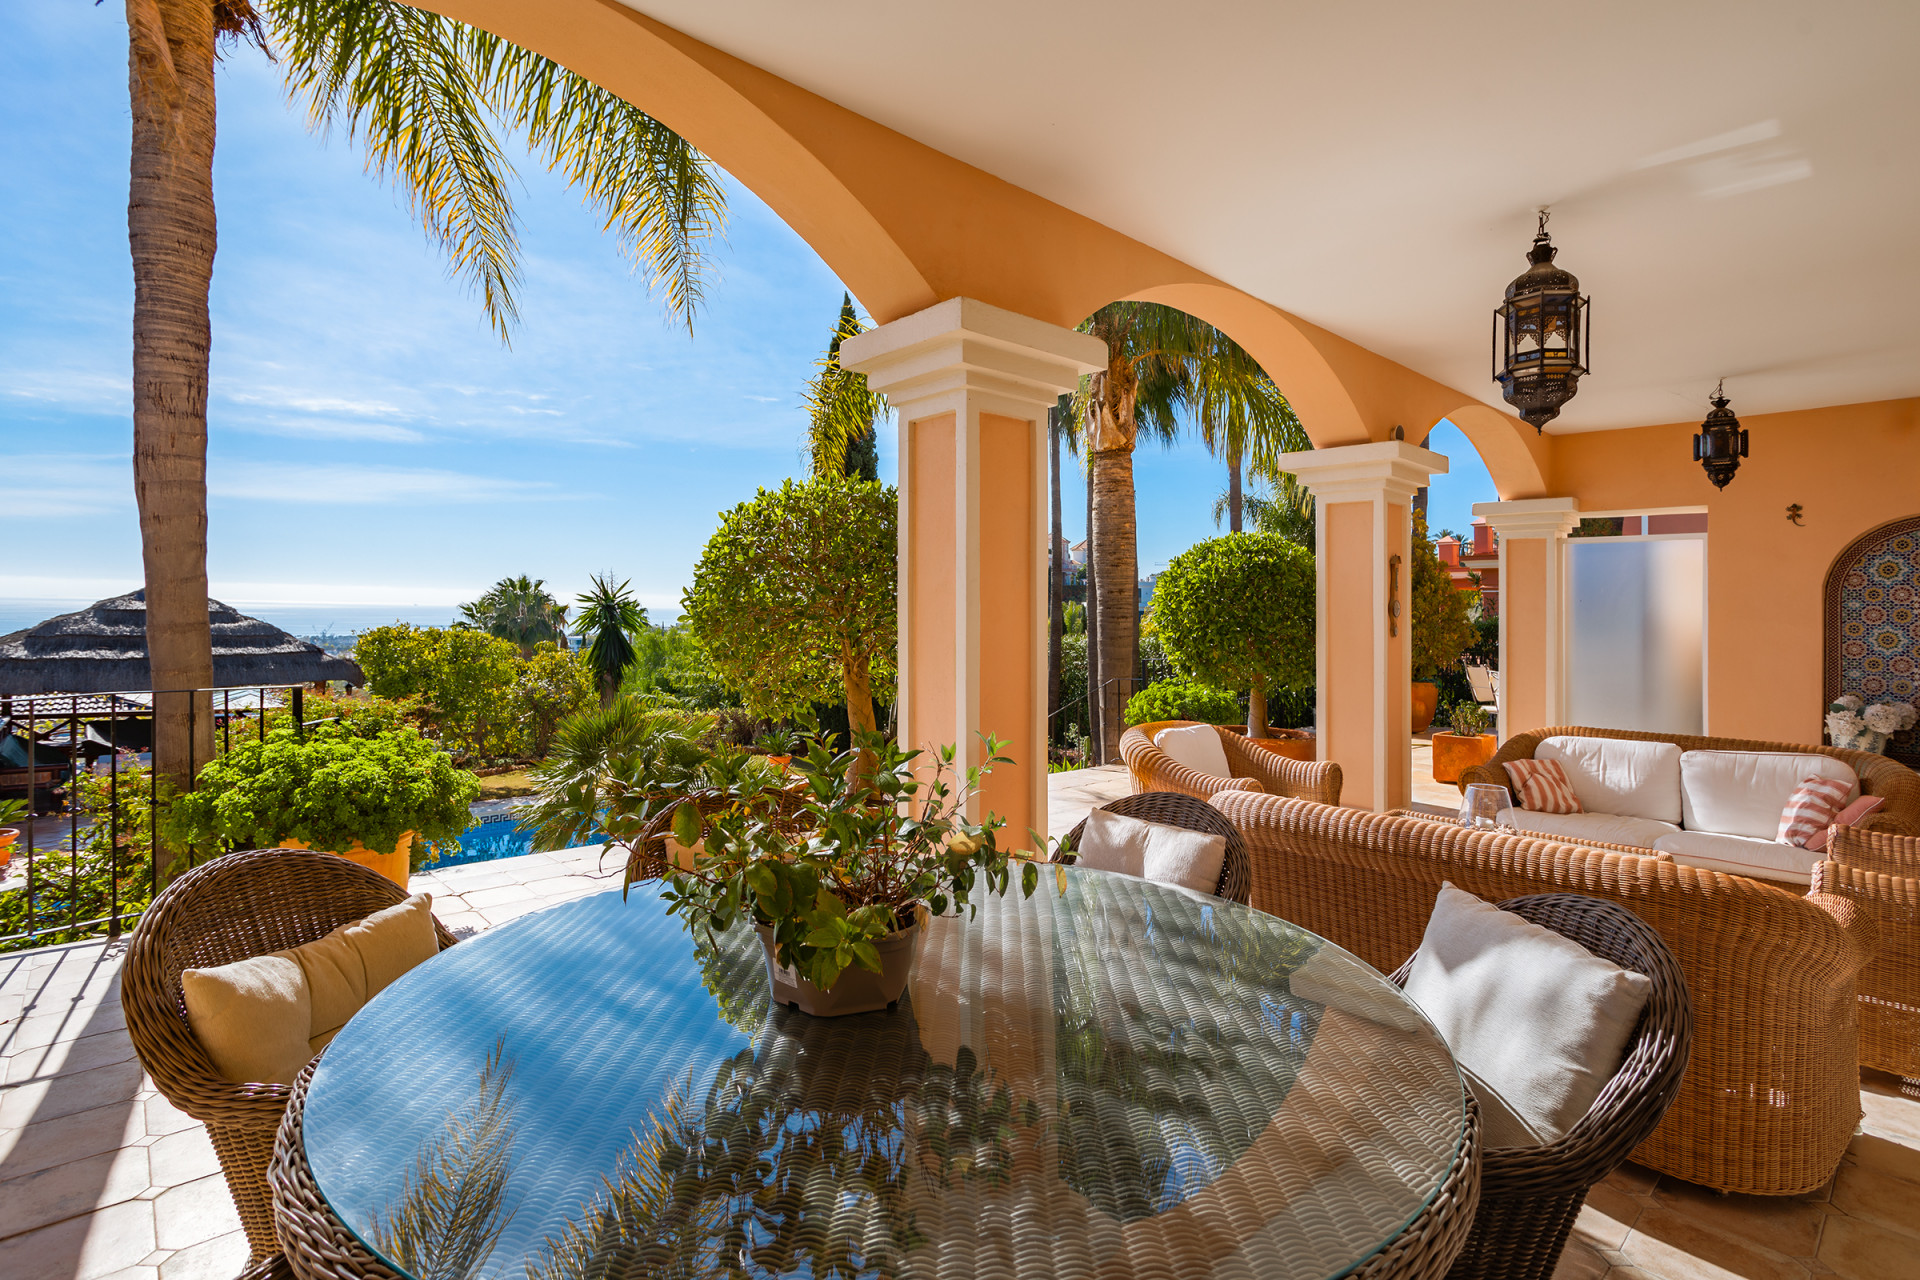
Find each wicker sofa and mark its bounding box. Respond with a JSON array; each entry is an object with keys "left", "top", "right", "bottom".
[
  {"left": 1813, "top": 826, "right": 1920, "bottom": 1090},
  {"left": 1119, "top": 722, "right": 1341, "bottom": 804},
  {"left": 1209, "top": 790, "right": 1876, "bottom": 1196}
]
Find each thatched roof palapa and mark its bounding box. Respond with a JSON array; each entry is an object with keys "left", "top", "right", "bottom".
[{"left": 0, "top": 591, "right": 366, "bottom": 695}]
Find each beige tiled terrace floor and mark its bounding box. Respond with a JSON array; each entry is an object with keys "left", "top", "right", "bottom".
[{"left": 2, "top": 767, "right": 1916, "bottom": 1280}]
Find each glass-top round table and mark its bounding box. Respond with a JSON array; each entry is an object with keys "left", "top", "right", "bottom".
[{"left": 299, "top": 867, "right": 1466, "bottom": 1280}]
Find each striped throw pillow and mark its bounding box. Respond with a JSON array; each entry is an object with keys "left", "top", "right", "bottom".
[
  {"left": 1777, "top": 775, "right": 1853, "bottom": 847},
  {"left": 1504, "top": 758, "right": 1583, "bottom": 814}
]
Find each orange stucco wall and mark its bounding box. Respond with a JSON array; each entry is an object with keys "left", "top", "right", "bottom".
[
  {"left": 1323, "top": 501, "right": 1375, "bottom": 807},
  {"left": 977, "top": 412, "right": 1039, "bottom": 850},
  {"left": 1502, "top": 539, "right": 1549, "bottom": 736},
  {"left": 1385, "top": 501, "right": 1412, "bottom": 809},
  {"left": 906, "top": 412, "right": 957, "bottom": 760}
]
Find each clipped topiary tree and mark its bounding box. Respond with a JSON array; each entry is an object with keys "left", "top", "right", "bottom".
[
  {"left": 683, "top": 477, "right": 897, "bottom": 738},
  {"left": 1151, "top": 532, "right": 1315, "bottom": 737},
  {"left": 1411, "top": 517, "right": 1477, "bottom": 681},
  {"left": 1123, "top": 679, "right": 1241, "bottom": 727}
]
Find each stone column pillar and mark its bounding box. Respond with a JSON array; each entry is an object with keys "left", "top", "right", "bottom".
[
  {"left": 1275, "top": 441, "right": 1448, "bottom": 812},
  {"left": 841, "top": 298, "right": 1105, "bottom": 849},
  {"left": 1472, "top": 498, "right": 1581, "bottom": 741}
]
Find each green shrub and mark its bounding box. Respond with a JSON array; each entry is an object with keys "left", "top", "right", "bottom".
[
  {"left": 164, "top": 724, "right": 480, "bottom": 871},
  {"left": 1412, "top": 517, "right": 1477, "bottom": 681},
  {"left": 1124, "top": 679, "right": 1241, "bottom": 727},
  {"left": 1151, "top": 532, "right": 1315, "bottom": 734},
  {"left": 0, "top": 769, "right": 155, "bottom": 952},
  {"left": 355, "top": 624, "right": 522, "bottom": 761}
]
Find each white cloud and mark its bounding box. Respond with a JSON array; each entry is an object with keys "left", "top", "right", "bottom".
[{"left": 207, "top": 461, "right": 567, "bottom": 505}]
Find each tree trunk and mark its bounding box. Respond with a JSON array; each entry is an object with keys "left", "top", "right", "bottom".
[
  {"left": 1047, "top": 406, "right": 1064, "bottom": 750},
  {"left": 1083, "top": 462, "right": 1100, "bottom": 763},
  {"left": 1246, "top": 686, "right": 1269, "bottom": 739},
  {"left": 842, "top": 654, "right": 876, "bottom": 780},
  {"left": 598, "top": 671, "right": 618, "bottom": 710},
  {"left": 1087, "top": 363, "right": 1140, "bottom": 763},
  {"left": 128, "top": 0, "right": 218, "bottom": 884},
  {"left": 1228, "top": 443, "right": 1244, "bottom": 534}
]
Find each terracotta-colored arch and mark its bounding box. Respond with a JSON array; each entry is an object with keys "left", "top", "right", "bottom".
[{"left": 1416, "top": 404, "right": 1551, "bottom": 499}]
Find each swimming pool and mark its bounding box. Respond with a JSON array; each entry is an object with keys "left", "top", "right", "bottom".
[{"left": 431, "top": 815, "right": 607, "bottom": 870}]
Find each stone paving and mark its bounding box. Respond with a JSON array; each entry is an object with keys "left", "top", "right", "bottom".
[{"left": 2, "top": 764, "right": 1915, "bottom": 1280}]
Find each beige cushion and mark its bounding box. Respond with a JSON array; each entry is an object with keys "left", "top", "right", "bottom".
[
  {"left": 1076, "top": 809, "right": 1228, "bottom": 896},
  {"left": 1653, "top": 830, "right": 1816, "bottom": 886},
  {"left": 1536, "top": 737, "right": 1683, "bottom": 824},
  {"left": 181, "top": 893, "right": 438, "bottom": 1084},
  {"left": 1403, "top": 883, "right": 1653, "bottom": 1146},
  {"left": 1680, "top": 751, "right": 1858, "bottom": 840},
  {"left": 181, "top": 955, "right": 313, "bottom": 1086},
  {"left": 1496, "top": 808, "right": 1680, "bottom": 851},
  {"left": 1463, "top": 1064, "right": 1551, "bottom": 1150},
  {"left": 1154, "top": 724, "right": 1233, "bottom": 780}
]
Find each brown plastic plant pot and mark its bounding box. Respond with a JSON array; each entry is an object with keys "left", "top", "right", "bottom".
[{"left": 757, "top": 921, "right": 919, "bottom": 1016}]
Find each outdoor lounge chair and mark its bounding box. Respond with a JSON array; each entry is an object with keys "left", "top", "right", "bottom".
[
  {"left": 1814, "top": 826, "right": 1920, "bottom": 1092},
  {"left": 1391, "top": 893, "right": 1691, "bottom": 1280},
  {"left": 122, "top": 847, "right": 458, "bottom": 1260},
  {"left": 1119, "top": 722, "right": 1341, "bottom": 805},
  {"left": 1058, "top": 790, "right": 1254, "bottom": 903}
]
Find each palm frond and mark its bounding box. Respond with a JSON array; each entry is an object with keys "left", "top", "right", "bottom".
[{"left": 803, "top": 294, "right": 886, "bottom": 477}]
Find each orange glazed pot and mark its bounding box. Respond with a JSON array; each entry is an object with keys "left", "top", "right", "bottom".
[
  {"left": 1411, "top": 683, "right": 1440, "bottom": 734},
  {"left": 0, "top": 828, "right": 16, "bottom": 870},
  {"left": 1430, "top": 733, "right": 1497, "bottom": 784},
  {"left": 278, "top": 831, "right": 413, "bottom": 889},
  {"left": 1220, "top": 726, "right": 1317, "bottom": 762}
]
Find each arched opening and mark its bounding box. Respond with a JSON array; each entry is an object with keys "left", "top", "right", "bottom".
[{"left": 1823, "top": 514, "right": 1920, "bottom": 768}]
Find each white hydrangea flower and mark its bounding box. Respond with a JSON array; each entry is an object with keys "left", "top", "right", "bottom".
[
  {"left": 1864, "top": 704, "right": 1903, "bottom": 734},
  {"left": 1827, "top": 711, "right": 1864, "bottom": 743},
  {"left": 1835, "top": 694, "right": 1865, "bottom": 711}
]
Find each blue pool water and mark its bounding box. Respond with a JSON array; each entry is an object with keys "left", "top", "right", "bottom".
[{"left": 429, "top": 816, "right": 606, "bottom": 870}]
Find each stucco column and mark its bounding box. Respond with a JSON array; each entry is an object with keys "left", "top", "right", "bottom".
[
  {"left": 1472, "top": 498, "right": 1581, "bottom": 741},
  {"left": 841, "top": 298, "right": 1106, "bottom": 850},
  {"left": 1274, "top": 441, "right": 1448, "bottom": 812}
]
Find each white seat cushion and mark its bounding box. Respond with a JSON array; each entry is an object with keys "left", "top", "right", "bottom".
[
  {"left": 1680, "top": 751, "right": 1859, "bottom": 840},
  {"left": 1652, "top": 830, "right": 1817, "bottom": 886},
  {"left": 1535, "top": 737, "right": 1683, "bottom": 824},
  {"left": 1497, "top": 808, "right": 1680, "bottom": 850},
  {"left": 1403, "top": 883, "right": 1653, "bottom": 1146},
  {"left": 1075, "top": 808, "right": 1228, "bottom": 896},
  {"left": 1154, "top": 724, "right": 1234, "bottom": 779},
  {"left": 1075, "top": 808, "right": 1152, "bottom": 878}
]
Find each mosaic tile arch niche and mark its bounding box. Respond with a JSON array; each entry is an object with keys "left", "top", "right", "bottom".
[{"left": 1824, "top": 513, "right": 1920, "bottom": 768}]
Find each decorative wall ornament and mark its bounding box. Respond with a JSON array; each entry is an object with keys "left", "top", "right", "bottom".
[
  {"left": 1824, "top": 514, "right": 1920, "bottom": 768},
  {"left": 1492, "top": 211, "right": 1591, "bottom": 432},
  {"left": 1693, "top": 381, "right": 1748, "bottom": 489}
]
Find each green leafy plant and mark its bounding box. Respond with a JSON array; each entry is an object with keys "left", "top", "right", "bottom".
[
  {"left": 647, "top": 732, "right": 1036, "bottom": 992},
  {"left": 1150, "top": 532, "right": 1315, "bottom": 736},
  {"left": 513, "top": 641, "right": 594, "bottom": 758},
  {"left": 1445, "top": 702, "right": 1490, "bottom": 738},
  {"left": 1412, "top": 517, "right": 1477, "bottom": 682},
  {"left": 0, "top": 770, "right": 156, "bottom": 952},
  {"left": 1123, "top": 679, "right": 1241, "bottom": 727},
  {"left": 164, "top": 725, "right": 480, "bottom": 870},
  {"left": 0, "top": 798, "right": 26, "bottom": 827},
  {"left": 356, "top": 624, "right": 523, "bottom": 761}
]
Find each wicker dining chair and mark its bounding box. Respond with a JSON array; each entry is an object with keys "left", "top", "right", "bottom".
[
  {"left": 1389, "top": 893, "right": 1692, "bottom": 1280},
  {"left": 1059, "top": 790, "right": 1253, "bottom": 903},
  {"left": 122, "top": 848, "right": 458, "bottom": 1261}
]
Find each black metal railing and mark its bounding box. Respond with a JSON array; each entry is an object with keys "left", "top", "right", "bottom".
[{"left": 0, "top": 685, "right": 311, "bottom": 951}]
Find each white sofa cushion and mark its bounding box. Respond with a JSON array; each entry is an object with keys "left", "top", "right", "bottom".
[
  {"left": 1154, "top": 724, "right": 1233, "bottom": 780},
  {"left": 1075, "top": 808, "right": 1228, "bottom": 896},
  {"left": 1497, "top": 808, "right": 1680, "bottom": 850},
  {"left": 1680, "top": 751, "right": 1859, "bottom": 840},
  {"left": 1075, "top": 808, "right": 1152, "bottom": 878},
  {"left": 1653, "top": 830, "right": 1818, "bottom": 886},
  {"left": 1535, "top": 737, "right": 1683, "bottom": 824},
  {"left": 1403, "top": 883, "right": 1653, "bottom": 1146}
]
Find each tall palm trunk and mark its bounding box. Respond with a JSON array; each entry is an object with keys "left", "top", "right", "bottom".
[
  {"left": 1083, "top": 462, "right": 1100, "bottom": 762},
  {"left": 128, "top": 0, "right": 218, "bottom": 882},
  {"left": 1047, "top": 405, "right": 1064, "bottom": 748},
  {"left": 1087, "top": 362, "right": 1140, "bottom": 762},
  {"left": 1228, "top": 444, "right": 1244, "bottom": 533}
]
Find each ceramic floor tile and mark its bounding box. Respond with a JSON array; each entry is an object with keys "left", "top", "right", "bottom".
[
  {"left": 0, "top": 1100, "right": 145, "bottom": 1180},
  {"left": 6, "top": 1028, "right": 139, "bottom": 1086},
  {"left": 1621, "top": 1206, "right": 1813, "bottom": 1280},
  {"left": 145, "top": 1128, "right": 219, "bottom": 1190},
  {"left": 0, "top": 1144, "right": 150, "bottom": 1239},
  {"left": 151, "top": 1174, "right": 240, "bottom": 1252},
  {"left": 1816, "top": 1213, "right": 1920, "bottom": 1280},
  {"left": 0, "top": 1197, "right": 156, "bottom": 1280},
  {"left": 1, "top": 1058, "right": 146, "bottom": 1130},
  {"left": 139, "top": 1094, "right": 197, "bottom": 1140},
  {"left": 155, "top": 1229, "right": 248, "bottom": 1280},
  {"left": 1649, "top": 1176, "right": 1826, "bottom": 1258}
]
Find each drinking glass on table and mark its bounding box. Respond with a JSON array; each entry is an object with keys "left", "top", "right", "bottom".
[{"left": 1460, "top": 783, "right": 1510, "bottom": 830}]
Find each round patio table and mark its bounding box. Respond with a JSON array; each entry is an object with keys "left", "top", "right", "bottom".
[{"left": 289, "top": 868, "right": 1469, "bottom": 1280}]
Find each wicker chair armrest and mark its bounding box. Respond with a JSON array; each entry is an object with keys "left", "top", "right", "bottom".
[
  {"left": 1827, "top": 824, "right": 1920, "bottom": 878},
  {"left": 1118, "top": 727, "right": 1265, "bottom": 798},
  {"left": 1799, "top": 890, "right": 1880, "bottom": 983},
  {"left": 1813, "top": 859, "right": 1920, "bottom": 911},
  {"left": 1219, "top": 734, "right": 1342, "bottom": 804}
]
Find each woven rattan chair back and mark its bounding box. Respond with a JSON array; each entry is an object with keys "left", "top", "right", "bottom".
[
  {"left": 123, "top": 848, "right": 458, "bottom": 1261},
  {"left": 1058, "top": 791, "right": 1252, "bottom": 903},
  {"left": 1390, "top": 892, "right": 1692, "bottom": 1280}
]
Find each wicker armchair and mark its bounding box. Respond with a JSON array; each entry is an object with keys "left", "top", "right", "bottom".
[
  {"left": 1388, "top": 894, "right": 1691, "bottom": 1280},
  {"left": 1120, "top": 722, "right": 1342, "bottom": 805},
  {"left": 122, "top": 848, "right": 458, "bottom": 1260},
  {"left": 1058, "top": 791, "right": 1253, "bottom": 903},
  {"left": 1460, "top": 726, "right": 1920, "bottom": 835},
  {"left": 1815, "top": 825, "right": 1920, "bottom": 1090}
]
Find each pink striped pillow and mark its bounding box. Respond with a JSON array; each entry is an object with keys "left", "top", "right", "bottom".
[
  {"left": 1778, "top": 775, "right": 1853, "bottom": 848},
  {"left": 1504, "top": 758, "right": 1583, "bottom": 814}
]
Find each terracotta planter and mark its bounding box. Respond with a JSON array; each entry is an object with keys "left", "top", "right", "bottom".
[
  {"left": 757, "top": 920, "right": 919, "bottom": 1016},
  {"left": 1218, "top": 726, "right": 1317, "bottom": 762},
  {"left": 1411, "top": 683, "right": 1440, "bottom": 733},
  {"left": 277, "top": 831, "right": 413, "bottom": 889},
  {"left": 1431, "top": 733, "right": 1498, "bottom": 784},
  {"left": 0, "top": 829, "right": 15, "bottom": 871}
]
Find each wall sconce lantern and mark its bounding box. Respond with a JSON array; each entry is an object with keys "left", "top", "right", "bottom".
[
  {"left": 1693, "top": 380, "right": 1748, "bottom": 489},
  {"left": 1492, "top": 211, "right": 1592, "bottom": 432}
]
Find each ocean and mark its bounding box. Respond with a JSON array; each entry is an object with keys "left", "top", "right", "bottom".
[{"left": 0, "top": 599, "right": 462, "bottom": 642}]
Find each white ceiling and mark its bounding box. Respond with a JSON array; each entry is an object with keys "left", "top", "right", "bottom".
[{"left": 620, "top": 0, "right": 1920, "bottom": 432}]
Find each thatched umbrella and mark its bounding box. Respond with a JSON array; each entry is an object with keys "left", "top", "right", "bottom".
[{"left": 0, "top": 591, "right": 365, "bottom": 696}]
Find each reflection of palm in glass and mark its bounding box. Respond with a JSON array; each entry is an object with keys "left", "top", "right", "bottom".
[{"left": 369, "top": 1044, "right": 519, "bottom": 1280}]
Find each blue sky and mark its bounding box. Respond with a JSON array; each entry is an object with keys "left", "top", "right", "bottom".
[{"left": 0, "top": 4, "right": 1494, "bottom": 626}]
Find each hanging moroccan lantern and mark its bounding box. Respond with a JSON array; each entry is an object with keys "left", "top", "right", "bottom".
[
  {"left": 1693, "top": 380, "right": 1748, "bottom": 489},
  {"left": 1492, "top": 211, "right": 1591, "bottom": 432}
]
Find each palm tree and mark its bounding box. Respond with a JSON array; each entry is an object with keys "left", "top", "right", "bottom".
[
  {"left": 574, "top": 575, "right": 650, "bottom": 707},
  {"left": 1188, "top": 343, "right": 1311, "bottom": 533},
  {"left": 460, "top": 576, "right": 569, "bottom": 657},
  {"left": 1212, "top": 475, "right": 1317, "bottom": 549},
  {"left": 126, "top": 0, "right": 725, "bottom": 860},
  {"left": 802, "top": 294, "right": 885, "bottom": 479}
]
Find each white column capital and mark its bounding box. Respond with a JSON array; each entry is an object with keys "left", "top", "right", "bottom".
[
  {"left": 1473, "top": 497, "right": 1582, "bottom": 539},
  {"left": 1273, "top": 441, "right": 1449, "bottom": 506},
  {"left": 839, "top": 296, "right": 1107, "bottom": 420}
]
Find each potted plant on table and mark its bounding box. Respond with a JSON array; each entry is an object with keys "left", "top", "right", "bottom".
[
  {"left": 163, "top": 724, "right": 480, "bottom": 887},
  {"left": 1431, "top": 702, "right": 1497, "bottom": 784}
]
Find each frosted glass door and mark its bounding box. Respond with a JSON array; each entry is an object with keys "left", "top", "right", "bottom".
[{"left": 1565, "top": 536, "right": 1705, "bottom": 735}]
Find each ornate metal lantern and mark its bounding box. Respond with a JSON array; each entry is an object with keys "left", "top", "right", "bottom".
[
  {"left": 1693, "top": 381, "right": 1747, "bottom": 489},
  {"left": 1492, "top": 212, "right": 1591, "bottom": 432}
]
